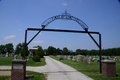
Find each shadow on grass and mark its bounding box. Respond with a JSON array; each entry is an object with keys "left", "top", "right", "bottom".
[
  {"left": 116, "top": 74, "right": 119, "bottom": 77},
  {"left": 26, "top": 76, "right": 34, "bottom": 79}
]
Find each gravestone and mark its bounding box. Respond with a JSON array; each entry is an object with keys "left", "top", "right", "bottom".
[
  {"left": 14, "top": 55, "right": 17, "bottom": 60},
  {"left": 88, "top": 58, "right": 92, "bottom": 64},
  {"left": 80, "top": 59, "right": 83, "bottom": 62},
  {"left": 84, "top": 58, "right": 87, "bottom": 63},
  {"left": 6, "top": 52, "right": 9, "bottom": 57},
  {"left": 72, "top": 56, "right": 75, "bottom": 61},
  {"left": 68, "top": 56, "right": 70, "bottom": 60},
  {"left": 1, "top": 53, "right": 3, "bottom": 59},
  {"left": 97, "top": 59, "right": 100, "bottom": 63},
  {"left": 64, "top": 55, "right": 66, "bottom": 59}
]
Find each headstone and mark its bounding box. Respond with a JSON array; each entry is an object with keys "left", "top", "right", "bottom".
[
  {"left": 64, "top": 55, "right": 66, "bottom": 59},
  {"left": 6, "top": 52, "right": 9, "bottom": 57},
  {"left": 92, "top": 58, "right": 96, "bottom": 61},
  {"left": 14, "top": 55, "right": 17, "bottom": 60},
  {"left": 97, "top": 59, "right": 100, "bottom": 63},
  {"left": 88, "top": 58, "right": 92, "bottom": 64},
  {"left": 77, "top": 56, "right": 80, "bottom": 61},
  {"left": 84, "top": 58, "right": 87, "bottom": 63},
  {"left": 68, "top": 56, "right": 70, "bottom": 60},
  {"left": 72, "top": 56, "right": 75, "bottom": 61},
  {"left": 80, "top": 59, "right": 83, "bottom": 62}
]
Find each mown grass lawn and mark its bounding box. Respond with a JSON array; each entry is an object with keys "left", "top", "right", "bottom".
[
  {"left": 50, "top": 56, "right": 120, "bottom": 80},
  {"left": 0, "top": 56, "right": 46, "bottom": 66},
  {"left": 0, "top": 71, "right": 47, "bottom": 80}
]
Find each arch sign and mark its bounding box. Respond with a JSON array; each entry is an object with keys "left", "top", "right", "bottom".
[
  {"left": 24, "top": 11, "right": 102, "bottom": 73},
  {"left": 41, "top": 11, "right": 88, "bottom": 31}
]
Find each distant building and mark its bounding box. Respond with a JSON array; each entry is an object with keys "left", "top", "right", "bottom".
[{"left": 29, "top": 48, "right": 38, "bottom": 54}]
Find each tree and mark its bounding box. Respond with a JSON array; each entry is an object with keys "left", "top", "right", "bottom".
[
  {"left": 76, "top": 49, "right": 81, "bottom": 55},
  {"left": 35, "top": 47, "right": 44, "bottom": 58},
  {"left": 15, "top": 43, "right": 23, "bottom": 54},
  {"left": 56, "top": 48, "right": 62, "bottom": 55},
  {"left": 5, "top": 43, "right": 14, "bottom": 53},
  {"left": 47, "top": 46, "right": 56, "bottom": 55},
  {"left": 62, "top": 47, "right": 68, "bottom": 55},
  {"left": 20, "top": 47, "right": 29, "bottom": 58},
  {"left": 0, "top": 45, "right": 5, "bottom": 54}
]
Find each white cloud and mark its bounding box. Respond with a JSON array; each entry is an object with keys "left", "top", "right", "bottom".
[
  {"left": 63, "top": 3, "right": 67, "bottom": 6},
  {"left": 4, "top": 35, "right": 16, "bottom": 40},
  {"left": 32, "top": 40, "right": 43, "bottom": 44},
  {"left": 19, "top": 29, "right": 21, "bottom": 31}
]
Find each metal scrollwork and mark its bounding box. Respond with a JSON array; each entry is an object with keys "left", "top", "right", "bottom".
[{"left": 41, "top": 11, "right": 88, "bottom": 31}]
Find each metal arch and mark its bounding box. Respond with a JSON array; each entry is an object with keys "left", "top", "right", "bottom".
[{"left": 41, "top": 11, "right": 89, "bottom": 31}]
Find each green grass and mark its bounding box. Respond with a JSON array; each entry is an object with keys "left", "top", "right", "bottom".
[
  {"left": 26, "top": 58, "right": 46, "bottom": 66},
  {"left": 0, "top": 71, "right": 47, "bottom": 80},
  {"left": 0, "top": 76, "right": 10, "bottom": 80},
  {"left": 50, "top": 56, "right": 120, "bottom": 80},
  {"left": 0, "top": 56, "right": 46, "bottom": 66}
]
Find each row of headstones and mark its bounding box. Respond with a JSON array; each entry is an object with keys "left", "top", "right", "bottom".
[
  {"left": 57, "top": 55, "right": 120, "bottom": 63},
  {"left": 0, "top": 52, "right": 32, "bottom": 61},
  {"left": 1, "top": 52, "right": 15, "bottom": 59}
]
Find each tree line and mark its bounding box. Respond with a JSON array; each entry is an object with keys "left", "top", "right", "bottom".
[
  {"left": 45, "top": 46, "right": 120, "bottom": 56},
  {"left": 0, "top": 43, "right": 120, "bottom": 56}
]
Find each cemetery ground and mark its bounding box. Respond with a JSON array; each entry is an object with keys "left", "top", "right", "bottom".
[
  {"left": 50, "top": 56, "right": 120, "bottom": 80},
  {"left": 0, "top": 55, "right": 47, "bottom": 80},
  {"left": 0, "top": 56, "right": 46, "bottom": 66}
]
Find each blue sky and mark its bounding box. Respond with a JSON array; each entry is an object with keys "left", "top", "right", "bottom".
[{"left": 0, "top": 0, "right": 120, "bottom": 51}]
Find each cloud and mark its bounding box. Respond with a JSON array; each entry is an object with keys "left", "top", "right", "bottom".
[
  {"left": 63, "top": 3, "right": 67, "bottom": 6},
  {"left": 4, "top": 35, "right": 16, "bottom": 40},
  {"left": 19, "top": 29, "right": 21, "bottom": 31},
  {"left": 32, "top": 40, "right": 43, "bottom": 44}
]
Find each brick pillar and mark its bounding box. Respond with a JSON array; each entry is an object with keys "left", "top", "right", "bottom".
[
  {"left": 11, "top": 60, "right": 26, "bottom": 80},
  {"left": 102, "top": 60, "right": 116, "bottom": 77}
]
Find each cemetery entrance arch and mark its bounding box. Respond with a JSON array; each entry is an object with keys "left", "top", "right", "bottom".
[{"left": 24, "top": 11, "right": 102, "bottom": 73}]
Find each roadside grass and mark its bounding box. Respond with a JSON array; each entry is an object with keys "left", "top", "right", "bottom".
[
  {"left": 0, "top": 71, "right": 47, "bottom": 80},
  {"left": 0, "top": 56, "right": 46, "bottom": 66},
  {"left": 26, "top": 58, "right": 46, "bottom": 66},
  {"left": 50, "top": 56, "right": 120, "bottom": 80}
]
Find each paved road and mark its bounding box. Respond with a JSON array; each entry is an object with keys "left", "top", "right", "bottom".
[
  {"left": 0, "top": 56, "right": 93, "bottom": 80},
  {"left": 44, "top": 56, "right": 93, "bottom": 80}
]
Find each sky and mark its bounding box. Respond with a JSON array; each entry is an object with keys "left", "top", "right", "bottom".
[{"left": 0, "top": 0, "right": 120, "bottom": 51}]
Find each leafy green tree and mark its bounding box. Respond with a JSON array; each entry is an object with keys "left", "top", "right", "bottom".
[
  {"left": 5, "top": 43, "right": 14, "bottom": 53},
  {"left": 0, "top": 45, "right": 5, "bottom": 54},
  {"left": 76, "top": 49, "right": 81, "bottom": 55},
  {"left": 62, "top": 47, "right": 68, "bottom": 55},
  {"left": 47, "top": 46, "right": 56, "bottom": 55},
  {"left": 56, "top": 48, "right": 62, "bottom": 55},
  {"left": 15, "top": 43, "right": 23, "bottom": 54},
  {"left": 20, "top": 47, "right": 29, "bottom": 58},
  {"left": 35, "top": 47, "right": 44, "bottom": 58}
]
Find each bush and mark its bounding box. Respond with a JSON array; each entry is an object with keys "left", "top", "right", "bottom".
[
  {"left": 36, "top": 47, "right": 44, "bottom": 58},
  {"left": 59, "top": 57, "right": 63, "bottom": 60},
  {"left": 32, "top": 55, "right": 40, "bottom": 62}
]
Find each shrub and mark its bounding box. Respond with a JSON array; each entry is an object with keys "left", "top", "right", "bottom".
[
  {"left": 32, "top": 55, "right": 40, "bottom": 62},
  {"left": 59, "top": 57, "right": 63, "bottom": 60},
  {"left": 36, "top": 47, "right": 44, "bottom": 58}
]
